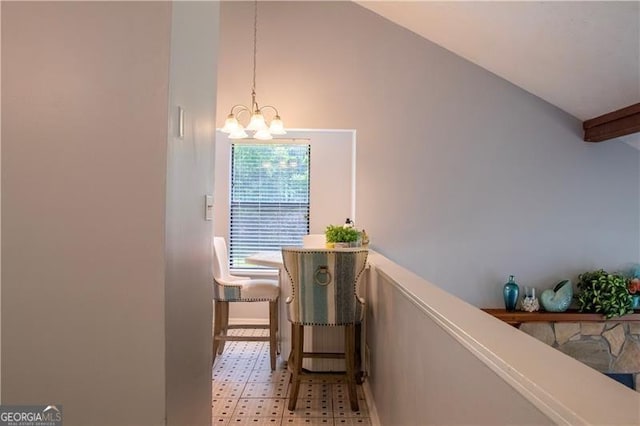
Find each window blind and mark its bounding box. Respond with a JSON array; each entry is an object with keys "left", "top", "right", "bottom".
[{"left": 230, "top": 143, "right": 310, "bottom": 269}]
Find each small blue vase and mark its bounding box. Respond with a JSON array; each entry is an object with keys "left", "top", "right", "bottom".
[
  {"left": 503, "top": 275, "right": 519, "bottom": 312},
  {"left": 632, "top": 294, "right": 640, "bottom": 310}
]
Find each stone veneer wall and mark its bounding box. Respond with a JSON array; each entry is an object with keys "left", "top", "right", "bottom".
[{"left": 519, "top": 322, "right": 640, "bottom": 392}]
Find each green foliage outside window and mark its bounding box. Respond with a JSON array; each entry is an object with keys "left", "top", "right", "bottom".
[{"left": 232, "top": 144, "right": 309, "bottom": 203}]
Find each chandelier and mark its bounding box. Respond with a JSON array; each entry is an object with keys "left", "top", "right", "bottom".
[{"left": 221, "top": 0, "right": 285, "bottom": 140}]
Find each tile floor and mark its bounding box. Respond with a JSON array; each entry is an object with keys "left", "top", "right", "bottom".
[{"left": 212, "top": 329, "right": 371, "bottom": 425}]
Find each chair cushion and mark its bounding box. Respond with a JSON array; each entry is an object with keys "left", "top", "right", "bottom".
[{"left": 214, "top": 278, "right": 279, "bottom": 302}]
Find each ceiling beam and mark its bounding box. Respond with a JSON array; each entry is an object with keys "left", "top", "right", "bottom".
[{"left": 583, "top": 103, "right": 640, "bottom": 142}]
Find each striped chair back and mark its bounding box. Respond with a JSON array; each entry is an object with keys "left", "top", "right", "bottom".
[{"left": 281, "top": 248, "right": 368, "bottom": 326}]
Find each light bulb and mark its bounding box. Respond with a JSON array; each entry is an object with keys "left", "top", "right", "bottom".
[
  {"left": 254, "top": 129, "right": 273, "bottom": 140},
  {"left": 247, "top": 112, "right": 267, "bottom": 131},
  {"left": 269, "top": 116, "right": 286, "bottom": 135},
  {"left": 229, "top": 125, "right": 249, "bottom": 139},
  {"left": 221, "top": 114, "right": 239, "bottom": 134}
]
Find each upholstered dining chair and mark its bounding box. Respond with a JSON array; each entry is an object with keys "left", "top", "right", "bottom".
[
  {"left": 212, "top": 237, "right": 279, "bottom": 370},
  {"left": 281, "top": 247, "right": 368, "bottom": 411}
]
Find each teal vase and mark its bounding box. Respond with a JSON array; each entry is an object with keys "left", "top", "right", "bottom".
[
  {"left": 503, "top": 275, "right": 519, "bottom": 312},
  {"left": 632, "top": 294, "right": 640, "bottom": 310}
]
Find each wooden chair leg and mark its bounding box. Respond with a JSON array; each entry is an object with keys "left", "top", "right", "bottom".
[
  {"left": 355, "top": 322, "right": 364, "bottom": 384},
  {"left": 218, "top": 301, "right": 229, "bottom": 355},
  {"left": 269, "top": 300, "right": 278, "bottom": 371},
  {"left": 287, "top": 322, "right": 294, "bottom": 384},
  {"left": 212, "top": 300, "right": 223, "bottom": 367},
  {"left": 288, "top": 324, "right": 303, "bottom": 411},
  {"left": 345, "top": 324, "right": 359, "bottom": 411},
  {"left": 275, "top": 299, "right": 280, "bottom": 355},
  {"left": 287, "top": 322, "right": 295, "bottom": 369}
]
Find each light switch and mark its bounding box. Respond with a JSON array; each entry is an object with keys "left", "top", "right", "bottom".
[
  {"left": 205, "top": 195, "right": 214, "bottom": 221},
  {"left": 178, "top": 106, "right": 185, "bottom": 139}
]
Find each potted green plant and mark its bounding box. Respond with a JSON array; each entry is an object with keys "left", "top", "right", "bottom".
[
  {"left": 325, "top": 225, "right": 361, "bottom": 248},
  {"left": 576, "top": 269, "right": 634, "bottom": 319}
]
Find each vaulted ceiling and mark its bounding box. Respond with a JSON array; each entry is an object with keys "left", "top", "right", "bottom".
[{"left": 356, "top": 1, "right": 640, "bottom": 144}]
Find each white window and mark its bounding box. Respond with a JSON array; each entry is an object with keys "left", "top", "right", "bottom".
[{"left": 229, "top": 143, "right": 310, "bottom": 269}]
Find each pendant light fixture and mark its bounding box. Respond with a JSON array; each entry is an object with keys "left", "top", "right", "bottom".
[{"left": 221, "top": 0, "right": 285, "bottom": 140}]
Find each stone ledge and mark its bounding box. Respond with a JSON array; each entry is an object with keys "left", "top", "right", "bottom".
[
  {"left": 483, "top": 309, "right": 640, "bottom": 392},
  {"left": 514, "top": 321, "right": 640, "bottom": 392}
]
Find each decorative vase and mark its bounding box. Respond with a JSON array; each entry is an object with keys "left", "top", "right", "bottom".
[
  {"left": 503, "top": 275, "right": 519, "bottom": 312},
  {"left": 521, "top": 288, "right": 540, "bottom": 312},
  {"left": 540, "top": 279, "right": 573, "bottom": 312},
  {"left": 521, "top": 296, "right": 540, "bottom": 312},
  {"left": 632, "top": 294, "right": 640, "bottom": 310}
]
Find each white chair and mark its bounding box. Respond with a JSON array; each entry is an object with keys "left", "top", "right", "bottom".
[
  {"left": 212, "top": 237, "right": 279, "bottom": 370},
  {"left": 302, "top": 233, "right": 326, "bottom": 248}
]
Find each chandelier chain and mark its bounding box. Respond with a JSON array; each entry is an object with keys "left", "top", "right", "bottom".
[
  {"left": 221, "top": 0, "right": 285, "bottom": 139},
  {"left": 252, "top": 0, "right": 258, "bottom": 96}
]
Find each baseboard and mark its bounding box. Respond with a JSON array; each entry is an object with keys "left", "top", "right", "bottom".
[
  {"left": 362, "top": 379, "right": 380, "bottom": 426},
  {"left": 228, "top": 317, "right": 269, "bottom": 326}
]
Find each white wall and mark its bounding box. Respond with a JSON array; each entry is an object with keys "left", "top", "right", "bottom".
[
  {"left": 366, "top": 252, "right": 640, "bottom": 425},
  {"left": 2, "top": 2, "right": 170, "bottom": 424},
  {"left": 218, "top": 1, "right": 640, "bottom": 307},
  {"left": 2, "top": 2, "right": 218, "bottom": 424},
  {"left": 0, "top": 0, "right": 3, "bottom": 398},
  {"left": 165, "top": 2, "right": 218, "bottom": 425}
]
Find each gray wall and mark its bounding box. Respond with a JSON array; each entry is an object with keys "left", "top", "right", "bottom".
[
  {"left": 217, "top": 1, "right": 639, "bottom": 307},
  {"left": 2, "top": 2, "right": 218, "bottom": 424},
  {"left": 165, "top": 2, "right": 218, "bottom": 425}
]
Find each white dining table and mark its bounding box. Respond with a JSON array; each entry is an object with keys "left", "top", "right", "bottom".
[
  {"left": 245, "top": 251, "right": 283, "bottom": 269},
  {"left": 245, "top": 251, "right": 293, "bottom": 364}
]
